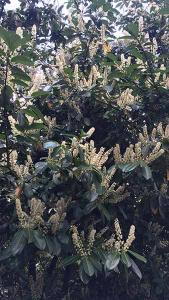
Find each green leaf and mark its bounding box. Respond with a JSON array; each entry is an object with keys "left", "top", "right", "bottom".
[
  {"left": 11, "top": 230, "right": 27, "bottom": 256},
  {"left": 11, "top": 55, "right": 34, "bottom": 66},
  {"left": 28, "top": 229, "right": 34, "bottom": 243},
  {"left": 127, "top": 23, "right": 139, "bottom": 37},
  {"left": 130, "top": 257, "right": 142, "bottom": 279},
  {"left": 62, "top": 255, "right": 80, "bottom": 267},
  {"left": 0, "top": 49, "right": 6, "bottom": 56},
  {"left": 118, "top": 35, "right": 133, "bottom": 40},
  {"left": 121, "top": 252, "right": 132, "bottom": 268},
  {"left": 105, "top": 252, "right": 120, "bottom": 270},
  {"left": 45, "top": 236, "right": 55, "bottom": 254},
  {"left": 106, "top": 52, "right": 118, "bottom": 63},
  {"left": 63, "top": 67, "right": 74, "bottom": 79},
  {"left": 45, "top": 236, "right": 61, "bottom": 255},
  {"left": 57, "top": 233, "right": 69, "bottom": 244},
  {"left": 0, "top": 247, "right": 12, "bottom": 261},
  {"left": 104, "top": 84, "right": 113, "bottom": 93},
  {"left": 12, "top": 66, "right": 31, "bottom": 82},
  {"left": 24, "top": 183, "right": 34, "bottom": 198},
  {"left": 128, "top": 250, "right": 147, "bottom": 263},
  {"left": 89, "top": 256, "right": 102, "bottom": 272},
  {"left": 17, "top": 111, "right": 28, "bottom": 127},
  {"left": 35, "top": 161, "right": 48, "bottom": 174},
  {"left": 16, "top": 135, "right": 36, "bottom": 144},
  {"left": 98, "top": 204, "right": 111, "bottom": 221},
  {"left": 0, "top": 133, "right": 5, "bottom": 140},
  {"left": 89, "top": 190, "right": 98, "bottom": 202},
  {"left": 43, "top": 141, "right": 59, "bottom": 149},
  {"left": 33, "top": 230, "right": 46, "bottom": 250},
  {"left": 79, "top": 265, "right": 90, "bottom": 284},
  {"left": 92, "top": 167, "right": 102, "bottom": 185},
  {"left": 162, "top": 138, "right": 169, "bottom": 151},
  {"left": 31, "top": 90, "right": 51, "bottom": 98},
  {"left": 118, "top": 162, "right": 138, "bottom": 172},
  {"left": 24, "top": 106, "right": 47, "bottom": 124},
  {"left": 0, "top": 27, "right": 22, "bottom": 51},
  {"left": 11, "top": 79, "right": 29, "bottom": 88},
  {"left": 30, "top": 123, "right": 45, "bottom": 130},
  {"left": 159, "top": 7, "right": 169, "bottom": 14},
  {"left": 82, "top": 257, "right": 95, "bottom": 277},
  {"left": 84, "top": 202, "right": 97, "bottom": 214},
  {"left": 108, "top": 70, "right": 123, "bottom": 80},
  {"left": 129, "top": 47, "right": 143, "bottom": 60},
  {"left": 141, "top": 166, "right": 152, "bottom": 180},
  {"left": 1, "top": 85, "right": 13, "bottom": 106},
  {"left": 6, "top": 85, "right": 13, "bottom": 97},
  {"left": 52, "top": 237, "right": 61, "bottom": 255},
  {"left": 15, "top": 123, "right": 44, "bottom": 132}
]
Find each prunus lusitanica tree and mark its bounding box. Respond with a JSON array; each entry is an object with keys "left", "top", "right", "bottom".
[{"left": 0, "top": 0, "right": 169, "bottom": 299}]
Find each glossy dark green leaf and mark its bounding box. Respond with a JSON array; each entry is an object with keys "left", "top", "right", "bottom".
[
  {"left": 52, "top": 237, "right": 61, "bottom": 255},
  {"left": 0, "top": 49, "right": 6, "bottom": 56},
  {"left": 91, "top": 190, "right": 99, "bottom": 202},
  {"left": 105, "top": 252, "right": 120, "bottom": 270},
  {"left": 11, "top": 55, "right": 34, "bottom": 66},
  {"left": 11, "top": 79, "right": 29, "bottom": 88},
  {"left": 159, "top": 7, "right": 169, "bottom": 14},
  {"left": 130, "top": 257, "right": 142, "bottom": 279},
  {"left": 11, "top": 230, "right": 27, "bottom": 256},
  {"left": 128, "top": 250, "right": 147, "bottom": 263},
  {"left": 0, "top": 27, "right": 22, "bottom": 51},
  {"left": 16, "top": 123, "right": 44, "bottom": 131},
  {"left": 104, "top": 85, "right": 113, "bottom": 92},
  {"left": 57, "top": 233, "right": 69, "bottom": 244},
  {"left": 84, "top": 202, "right": 97, "bottom": 214},
  {"left": 79, "top": 264, "right": 90, "bottom": 284},
  {"left": 35, "top": 161, "right": 48, "bottom": 174},
  {"left": 1, "top": 85, "right": 13, "bottom": 105},
  {"left": 127, "top": 23, "right": 139, "bottom": 37},
  {"left": 31, "top": 90, "right": 51, "bottom": 98},
  {"left": 129, "top": 47, "right": 143, "bottom": 60},
  {"left": 28, "top": 229, "right": 34, "bottom": 243},
  {"left": 43, "top": 141, "right": 59, "bottom": 149},
  {"left": 16, "top": 135, "right": 36, "bottom": 144},
  {"left": 121, "top": 252, "right": 131, "bottom": 268},
  {"left": 23, "top": 183, "right": 34, "bottom": 198},
  {"left": 62, "top": 255, "right": 80, "bottom": 267},
  {"left": 24, "top": 106, "right": 47, "bottom": 124},
  {"left": 12, "top": 66, "right": 31, "bottom": 82},
  {"left": 6, "top": 85, "right": 13, "bottom": 96},
  {"left": 141, "top": 166, "right": 152, "bottom": 180},
  {"left": 45, "top": 236, "right": 56, "bottom": 254},
  {"left": 106, "top": 52, "right": 118, "bottom": 63},
  {"left": 0, "top": 133, "right": 5, "bottom": 140},
  {"left": 98, "top": 204, "right": 111, "bottom": 221},
  {"left": 118, "top": 35, "right": 133, "bottom": 40},
  {"left": 118, "top": 162, "right": 138, "bottom": 172},
  {"left": 82, "top": 257, "right": 95, "bottom": 277},
  {"left": 92, "top": 168, "right": 103, "bottom": 187},
  {"left": 89, "top": 256, "right": 102, "bottom": 272},
  {"left": 0, "top": 247, "right": 12, "bottom": 261},
  {"left": 33, "top": 230, "right": 46, "bottom": 250},
  {"left": 17, "top": 111, "right": 28, "bottom": 127},
  {"left": 162, "top": 138, "right": 169, "bottom": 151}
]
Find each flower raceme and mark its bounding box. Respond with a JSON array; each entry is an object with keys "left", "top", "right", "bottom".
[
  {"left": 71, "top": 219, "right": 135, "bottom": 257},
  {"left": 103, "top": 219, "right": 135, "bottom": 253}
]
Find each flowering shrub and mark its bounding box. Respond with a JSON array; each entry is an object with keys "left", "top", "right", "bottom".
[{"left": 0, "top": 0, "right": 169, "bottom": 299}]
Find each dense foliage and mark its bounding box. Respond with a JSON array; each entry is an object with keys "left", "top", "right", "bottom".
[{"left": 0, "top": 0, "right": 169, "bottom": 299}]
